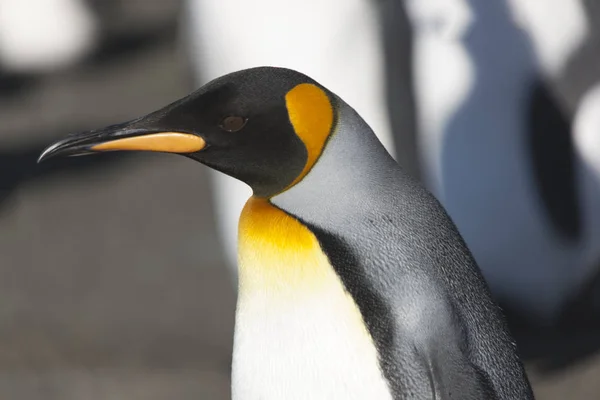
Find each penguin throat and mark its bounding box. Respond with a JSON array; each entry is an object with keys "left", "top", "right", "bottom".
[{"left": 237, "top": 196, "right": 331, "bottom": 292}]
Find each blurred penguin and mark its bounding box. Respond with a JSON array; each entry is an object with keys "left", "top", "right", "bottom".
[
  {"left": 0, "top": 0, "right": 98, "bottom": 73},
  {"left": 406, "top": 0, "right": 600, "bottom": 366}
]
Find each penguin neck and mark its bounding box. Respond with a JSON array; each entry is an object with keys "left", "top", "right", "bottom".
[
  {"left": 271, "top": 99, "right": 407, "bottom": 227},
  {"left": 326, "top": 99, "right": 401, "bottom": 185},
  {"left": 235, "top": 99, "right": 399, "bottom": 292},
  {"left": 296, "top": 99, "right": 400, "bottom": 197},
  {"left": 236, "top": 197, "right": 332, "bottom": 295}
]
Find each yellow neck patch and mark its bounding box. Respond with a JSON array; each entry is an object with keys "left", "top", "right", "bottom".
[
  {"left": 238, "top": 197, "right": 332, "bottom": 296},
  {"left": 284, "top": 83, "right": 334, "bottom": 190}
]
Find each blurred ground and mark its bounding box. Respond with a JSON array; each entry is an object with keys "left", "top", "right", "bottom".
[
  {"left": 0, "top": 1, "right": 234, "bottom": 399},
  {"left": 0, "top": 1, "right": 598, "bottom": 399}
]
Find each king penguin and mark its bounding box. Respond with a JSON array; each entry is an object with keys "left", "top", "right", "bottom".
[{"left": 38, "top": 67, "right": 534, "bottom": 399}]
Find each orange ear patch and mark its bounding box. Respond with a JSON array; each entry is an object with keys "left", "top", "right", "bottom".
[{"left": 284, "top": 83, "right": 334, "bottom": 189}]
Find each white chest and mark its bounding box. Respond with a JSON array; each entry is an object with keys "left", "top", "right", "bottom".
[
  {"left": 233, "top": 197, "right": 392, "bottom": 400},
  {"left": 232, "top": 282, "right": 393, "bottom": 400}
]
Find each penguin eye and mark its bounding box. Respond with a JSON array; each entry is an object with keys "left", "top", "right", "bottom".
[{"left": 219, "top": 116, "right": 247, "bottom": 132}]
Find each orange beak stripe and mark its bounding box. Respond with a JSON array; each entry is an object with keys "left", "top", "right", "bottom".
[{"left": 91, "top": 132, "right": 205, "bottom": 153}]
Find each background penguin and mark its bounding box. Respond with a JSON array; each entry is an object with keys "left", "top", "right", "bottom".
[
  {"left": 39, "top": 67, "right": 534, "bottom": 399},
  {"left": 405, "top": 0, "right": 600, "bottom": 368},
  {"left": 0, "top": 0, "right": 98, "bottom": 73}
]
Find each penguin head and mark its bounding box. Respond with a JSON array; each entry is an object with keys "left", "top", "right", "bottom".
[{"left": 38, "top": 67, "right": 337, "bottom": 197}]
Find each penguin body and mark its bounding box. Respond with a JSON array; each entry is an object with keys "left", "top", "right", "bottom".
[{"left": 39, "top": 67, "right": 534, "bottom": 399}]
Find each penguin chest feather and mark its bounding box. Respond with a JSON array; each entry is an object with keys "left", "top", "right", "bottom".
[{"left": 233, "top": 197, "right": 393, "bottom": 400}]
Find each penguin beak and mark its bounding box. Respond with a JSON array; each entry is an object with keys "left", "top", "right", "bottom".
[{"left": 37, "top": 121, "right": 206, "bottom": 163}]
